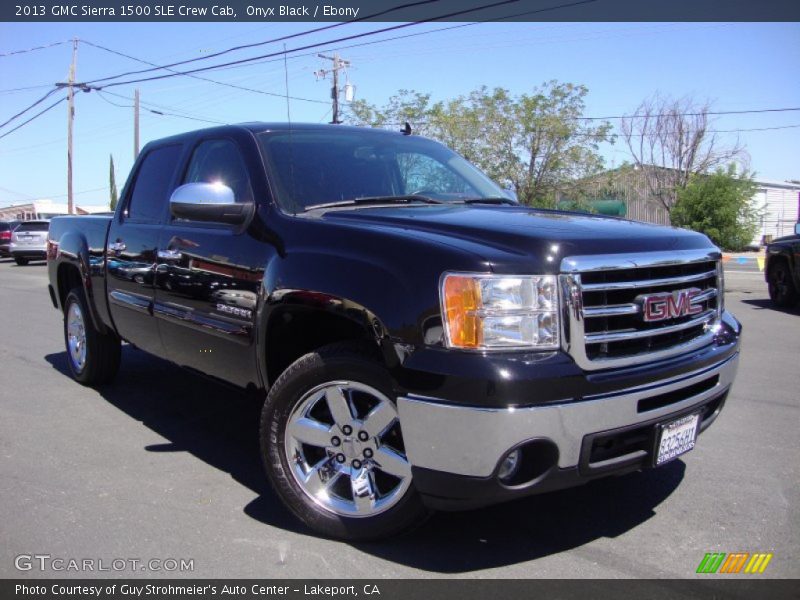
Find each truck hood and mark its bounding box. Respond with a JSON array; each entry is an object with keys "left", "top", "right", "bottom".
[{"left": 321, "top": 204, "right": 716, "bottom": 268}]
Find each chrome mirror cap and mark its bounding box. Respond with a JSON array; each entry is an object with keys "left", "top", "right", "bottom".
[
  {"left": 170, "top": 182, "right": 235, "bottom": 206},
  {"left": 169, "top": 182, "right": 252, "bottom": 225}
]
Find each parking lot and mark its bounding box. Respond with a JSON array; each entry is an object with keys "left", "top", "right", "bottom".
[{"left": 0, "top": 257, "right": 797, "bottom": 578}]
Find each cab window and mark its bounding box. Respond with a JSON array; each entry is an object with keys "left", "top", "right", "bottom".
[
  {"left": 125, "top": 144, "right": 182, "bottom": 222},
  {"left": 183, "top": 139, "right": 253, "bottom": 204}
]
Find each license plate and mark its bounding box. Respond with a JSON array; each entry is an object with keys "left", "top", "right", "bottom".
[{"left": 655, "top": 413, "right": 700, "bottom": 466}]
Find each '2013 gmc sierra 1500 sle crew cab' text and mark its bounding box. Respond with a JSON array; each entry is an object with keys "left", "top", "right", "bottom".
[{"left": 46, "top": 123, "right": 741, "bottom": 540}]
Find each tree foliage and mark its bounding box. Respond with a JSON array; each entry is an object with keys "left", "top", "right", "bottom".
[
  {"left": 346, "top": 81, "right": 612, "bottom": 207},
  {"left": 109, "top": 154, "right": 119, "bottom": 211},
  {"left": 671, "top": 166, "right": 760, "bottom": 251}
]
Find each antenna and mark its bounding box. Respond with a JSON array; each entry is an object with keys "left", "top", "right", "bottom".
[
  {"left": 283, "top": 43, "right": 291, "bottom": 124},
  {"left": 283, "top": 43, "right": 297, "bottom": 215}
]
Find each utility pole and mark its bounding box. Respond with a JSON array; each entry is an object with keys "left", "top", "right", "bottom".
[
  {"left": 315, "top": 53, "right": 350, "bottom": 124},
  {"left": 133, "top": 88, "right": 140, "bottom": 159},
  {"left": 66, "top": 38, "right": 77, "bottom": 215}
]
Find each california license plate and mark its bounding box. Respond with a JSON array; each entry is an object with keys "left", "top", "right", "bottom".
[{"left": 655, "top": 413, "right": 700, "bottom": 466}]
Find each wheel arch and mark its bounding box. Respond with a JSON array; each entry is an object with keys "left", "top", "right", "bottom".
[
  {"left": 257, "top": 290, "right": 396, "bottom": 391},
  {"left": 54, "top": 232, "right": 107, "bottom": 334}
]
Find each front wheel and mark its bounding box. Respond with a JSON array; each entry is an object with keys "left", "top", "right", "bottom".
[
  {"left": 63, "top": 287, "right": 122, "bottom": 385},
  {"left": 768, "top": 261, "right": 799, "bottom": 307},
  {"left": 260, "top": 343, "right": 429, "bottom": 541}
]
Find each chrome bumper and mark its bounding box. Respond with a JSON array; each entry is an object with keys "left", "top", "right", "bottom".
[{"left": 397, "top": 352, "right": 738, "bottom": 478}]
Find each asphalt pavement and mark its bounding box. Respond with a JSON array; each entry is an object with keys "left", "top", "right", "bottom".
[{"left": 0, "top": 257, "right": 797, "bottom": 579}]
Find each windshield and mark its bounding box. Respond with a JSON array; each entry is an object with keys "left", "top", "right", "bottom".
[{"left": 258, "top": 130, "right": 507, "bottom": 212}]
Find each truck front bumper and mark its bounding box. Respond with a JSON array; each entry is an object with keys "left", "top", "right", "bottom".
[{"left": 396, "top": 311, "right": 741, "bottom": 510}]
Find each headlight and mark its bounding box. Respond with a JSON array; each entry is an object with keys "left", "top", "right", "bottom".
[{"left": 440, "top": 273, "right": 559, "bottom": 350}]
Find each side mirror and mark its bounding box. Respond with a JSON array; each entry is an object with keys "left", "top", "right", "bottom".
[
  {"left": 169, "top": 182, "right": 253, "bottom": 225},
  {"left": 795, "top": 222, "right": 800, "bottom": 236}
]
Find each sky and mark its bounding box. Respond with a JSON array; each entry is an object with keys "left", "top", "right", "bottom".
[{"left": 0, "top": 20, "right": 798, "bottom": 208}]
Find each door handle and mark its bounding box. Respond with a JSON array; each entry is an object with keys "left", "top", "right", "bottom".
[
  {"left": 157, "top": 249, "right": 182, "bottom": 260},
  {"left": 109, "top": 242, "right": 126, "bottom": 252}
]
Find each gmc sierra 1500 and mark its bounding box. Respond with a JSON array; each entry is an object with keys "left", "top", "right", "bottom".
[{"left": 47, "top": 123, "right": 741, "bottom": 540}]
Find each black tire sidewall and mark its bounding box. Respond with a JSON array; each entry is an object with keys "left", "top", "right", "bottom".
[
  {"left": 769, "top": 263, "right": 798, "bottom": 307},
  {"left": 260, "top": 345, "right": 428, "bottom": 541}
]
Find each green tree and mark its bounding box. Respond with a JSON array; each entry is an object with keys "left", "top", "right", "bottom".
[
  {"left": 671, "top": 166, "right": 760, "bottom": 251},
  {"left": 345, "top": 82, "right": 612, "bottom": 208},
  {"left": 109, "top": 154, "right": 119, "bottom": 211}
]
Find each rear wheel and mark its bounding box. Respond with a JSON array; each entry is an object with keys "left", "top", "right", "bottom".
[
  {"left": 768, "top": 261, "right": 799, "bottom": 307},
  {"left": 14, "top": 256, "right": 28, "bottom": 266},
  {"left": 63, "top": 287, "right": 121, "bottom": 385},
  {"left": 260, "top": 343, "right": 428, "bottom": 541}
]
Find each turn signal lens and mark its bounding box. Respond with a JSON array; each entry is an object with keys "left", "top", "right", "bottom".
[
  {"left": 441, "top": 273, "right": 559, "bottom": 350},
  {"left": 442, "top": 275, "right": 481, "bottom": 348}
]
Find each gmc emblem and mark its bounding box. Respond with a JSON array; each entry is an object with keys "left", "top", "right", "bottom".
[{"left": 637, "top": 287, "right": 704, "bottom": 322}]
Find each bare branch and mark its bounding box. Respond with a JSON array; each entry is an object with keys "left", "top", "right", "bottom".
[{"left": 620, "top": 94, "right": 749, "bottom": 213}]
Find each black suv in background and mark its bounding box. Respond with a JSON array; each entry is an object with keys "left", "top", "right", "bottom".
[{"left": 765, "top": 222, "right": 800, "bottom": 307}]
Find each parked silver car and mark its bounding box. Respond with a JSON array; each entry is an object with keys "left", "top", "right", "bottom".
[{"left": 10, "top": 220, "right": 49, "bottom": 265}]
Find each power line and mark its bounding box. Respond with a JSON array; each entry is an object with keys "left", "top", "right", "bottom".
[
  {"left": 81, "top": 39, "right": 328, "bottom": 104},
  {"left": 577, "top": 107, "right": 800, "bottom": 121},
  {"left": 99, "top": 90, "right": 229, "bottom": 123},
  {"left": 0, "top": 88, "right": 59, "bottom": 129},
  {"left": 0, "top": 40, "right": 69, "bottom": 58},
  {"left": 0, "top": 84, "right": 53, "bottom": 95},
  {"left": 0, "top": 96, "right": 67, "bottom": 141},
  {"left": 96, "top": 90, "right": 227, "bottom": 125},
  {"left": 0, "top": 1, "right": 596, "bottom": 103},
  {"left": 202, "top": 0, "right": 602, "bottom": 75},
  {"left": 89, "top": 0, "right": 528, "bottom": 89},
  {"left": 83, "top": 0, "right": 448, "bottom": 85}
]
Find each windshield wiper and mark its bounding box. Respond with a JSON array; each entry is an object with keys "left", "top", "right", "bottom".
[
  {"left": 460, "top": 196, "right": 518, "bottom": 206},
  {"left": 304, "top": 195, "right": 445, "bottom": 211}
]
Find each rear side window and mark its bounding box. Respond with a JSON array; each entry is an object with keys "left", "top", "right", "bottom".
[
  {"left": 183, "top": 139, "right": 253, "bottom": 204},
  {"left": 125, "top": 144, "right": 182, "bottom": 222},
  {"left": 16, "top": 222, "right": 49, "bottom": 232}
]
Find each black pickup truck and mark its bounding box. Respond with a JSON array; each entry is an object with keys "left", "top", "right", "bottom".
[
  {"left": 765, "top": 223, "right": 800, "bottom": 307},
  {"left": 47, "top": 124, "right": 741, "bottom": 540}
]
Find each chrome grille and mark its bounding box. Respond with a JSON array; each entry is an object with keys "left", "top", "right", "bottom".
[{"left": 560, "top": 249, "right": 723, "bottom": 370}]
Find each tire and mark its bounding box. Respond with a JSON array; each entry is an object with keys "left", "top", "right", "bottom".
[
  {"left": 767, "top": 261, "right": 799, "bottom": 307},
  {"left": 14, "top": 256, "right": 28, "bottom": 266},
  {"left": 63, "top": 287, "right": 122, "bottom": 385},
  {"left": 260, "top": 342, "right": 429, "bottom": 541}
]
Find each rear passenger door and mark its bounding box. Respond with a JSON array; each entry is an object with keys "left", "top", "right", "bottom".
[
  {"left": 107, "top": 143, "right": 182, "bottom": 357},
  {"left": 154, "top": 134, "right": 270, "bottom": 387}
]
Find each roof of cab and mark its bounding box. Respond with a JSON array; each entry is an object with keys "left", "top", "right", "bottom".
[{"left": 145, "top": 122, "right": 404, "bottom": 147}]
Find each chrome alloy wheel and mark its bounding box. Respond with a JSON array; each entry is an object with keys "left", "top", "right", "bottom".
[
  {"left": 67, "top": 302, "right": 87, "bottom": 373},
  {"left": 284, "top": 381, "right": 412, "bottom": 518}
]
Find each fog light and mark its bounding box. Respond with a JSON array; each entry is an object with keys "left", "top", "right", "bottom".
[{"left": 497, "top": 449, "right": 521, "bottom": 482}]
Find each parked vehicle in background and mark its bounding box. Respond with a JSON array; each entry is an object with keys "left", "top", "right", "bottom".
[
  {"left": 0, "top": 220, "right": 21, "bottom": 257},
  {"left": 765, "top": 222, "right": 800, "bottom": 307},
  {"left": 46, "top": 123, "right": 741, "bottom": 541},
  {"left": 10, "top": 220, "right": 49, "bottom": 265}
]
